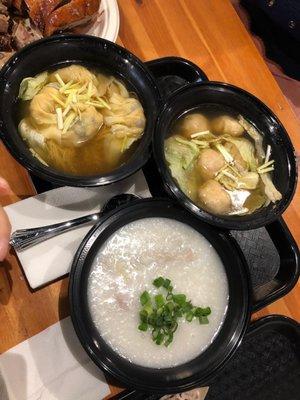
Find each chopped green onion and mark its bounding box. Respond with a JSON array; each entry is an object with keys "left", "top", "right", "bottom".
[
  {"left": 156, "top": 332, "right": 164, "bottom": 345},
  {"left": 164, "top": 332, "right": 173, "bottom": 347},
  {"left": 155, "top": 294, "right": 165, "bottom": 308},
  {"left": 201, "top": 307, "right": 212, "bottom": 316},
  {"left": 153, "top": 277, "right": 165, "bottom": 288},
  {"left": 170, "top": 321, "right": 178, "bottom": 333},
  {"left": 173, "top": 294, "right": 186, "bottom": 306},
  {"left": 139, "top": 310, "right": 148, "bottom": 323},
  {"left": 199, "top": 316, "right": 209, "bottom": 325},
  {"left": 163, "top": 278, "right": 171, "bottom": 289},
  {"left": 186, "top": 312, "right": 194, "bottom": 322},
  {"left": 138, "top": 277, "right": 211, "bottom": 347},
  {"left": 143, "top": 302, "right": 153, "bottom": 316},
  {"left": 138, "top": 322, "right": 148, "bottom": 331},
  {"left": 166, "top": 292, "right": 173, "bottom": 301},
  {"left": 166, "top": 302, "right": 174, "bottom": 312},
  {"left": 140, "top": 291, "right": 151, "bottom": 306},
  {"left": 152, "top": 328, "right": 160, "bottom": 340}
]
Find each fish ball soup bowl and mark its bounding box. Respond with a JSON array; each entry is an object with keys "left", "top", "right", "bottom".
[
  {"left": 69, "top": 198, "right": 251, "bottom": 394},
  {"left": 0, "top": 34, "right": 163, "bottom": 187},
  {"left": 153, "top": 83, "right": 297, "bottom": 230}
]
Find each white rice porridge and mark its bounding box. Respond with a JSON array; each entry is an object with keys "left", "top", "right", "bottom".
[{"left": 87, "top": 218, "right": 229, "bottom": 368}]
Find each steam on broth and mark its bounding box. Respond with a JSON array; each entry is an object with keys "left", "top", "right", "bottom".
[
  {"left": 164, "top": 106, "right": 282, "bottom": 216},
  {"left": 17, "top": 65, "right": 146, "bottom": 175}
]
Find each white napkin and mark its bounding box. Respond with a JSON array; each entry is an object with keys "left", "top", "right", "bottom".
[
  {"left": 0, "top": 317, "right": 110, "bottom": 400},
  {"left": 5, "top": 171, "right": 150, "bottom": 289}
]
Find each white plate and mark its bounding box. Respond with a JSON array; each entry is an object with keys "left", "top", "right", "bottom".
[{"left": 79, "top": 0, "right": 120, "bottom": 43}]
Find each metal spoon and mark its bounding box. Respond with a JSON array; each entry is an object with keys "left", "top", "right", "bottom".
[{"left": 10, "top": 194, "right": 140, "bottom": 251}]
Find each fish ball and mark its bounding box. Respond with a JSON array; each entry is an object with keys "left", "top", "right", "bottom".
[
  {"left": 198, "top": 180, "right": 231, "bottom": 215},
  {"left": 197, "top": 149, "right": 225, "bottom": 180},
  {"left": 212, "top": 115, "right": 244, "bottom": 137},
  {"left": 179, "top": 113, "right": 210, "bottom": 139}
]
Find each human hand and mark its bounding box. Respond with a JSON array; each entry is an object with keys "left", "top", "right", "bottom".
[{"left": 0, "top": 177, "right": 12, "bottom": 261}]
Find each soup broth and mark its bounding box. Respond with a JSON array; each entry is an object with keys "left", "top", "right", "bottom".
[
  {"left": 88, "top": 218, "right": 229, "bottom": 368},
  {"left": 164, "top": 105, "right": 282, "bottom": 216},
  {"left": 18, "top": 64, "right": 146, "bottom": 176}
]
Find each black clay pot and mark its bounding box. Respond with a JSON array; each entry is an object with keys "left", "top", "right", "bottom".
[
  {"left": 69, "top": 198, "right": 251, "bottom": 394},
  {"left": 0, "top": 35, "right": 206, "bottom": 187},
  {"left": 152, "top": 82, "right": 297, "bottom": 230}
]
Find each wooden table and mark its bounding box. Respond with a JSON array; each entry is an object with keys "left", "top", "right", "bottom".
[{"left": 0, "top": 0, "right": 299, "bottom": 398}]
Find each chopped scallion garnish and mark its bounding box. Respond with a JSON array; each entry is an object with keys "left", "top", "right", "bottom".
[
  {"left": 140, "top": 290, "right": 151, "bottom": 306},
  {"left": 138, "top": 277, "right": 211, "bottom": 347},
  {"left": 153, "top": 277, "right": 165, "bottom": 288}
]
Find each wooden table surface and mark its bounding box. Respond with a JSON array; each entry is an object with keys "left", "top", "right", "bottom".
[{"left": 0, "top": 0, "right": 299, "bottom": 398}]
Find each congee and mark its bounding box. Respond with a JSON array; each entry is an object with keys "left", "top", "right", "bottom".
[{"left": 88, "top": 218, "right": 229, "bottom": 368}]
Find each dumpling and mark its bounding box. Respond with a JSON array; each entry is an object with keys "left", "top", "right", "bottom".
[
  {"left": 62, "top": 106, "right": 103, "bottom": 147},
  {"left": 196, "top": 148, "right": 225, "bottom": 180},
  {"left": 178, "top": 113, "right": 210, "bottom": 139},
  {"left": 212, "top": 116, "right": 244, "bottom": 137},
  {"left": 107, "top": 79, "right": 129, "bottom": 98},
  {"left": 198, "top": 180, "right": 231, "bottom": 215},
  {"left": 49, "top": 65, "right": 98, "bottom": 86},
  {"left": 97, "top": 73, "right": 114, "bottom": 97},
  {"left": 103, "top": 94, "right": 146, "bottom": 137},
  {"left": 29, "top": 85, "right": 60, "bottom": 126}
]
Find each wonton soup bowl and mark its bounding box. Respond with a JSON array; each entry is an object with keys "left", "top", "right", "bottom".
[
  {"left": 0, "top": 35, "right": 163, "bottom": 187},
  {"left": 69, "top": 198, "right": 251, "bottom": 394},
  {"left": 152, "top": 82, "right": 297, "bottom": 230}
]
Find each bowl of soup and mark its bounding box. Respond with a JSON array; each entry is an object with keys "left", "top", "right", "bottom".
[
  {"left": 0, "top": 35, "right": 162, "bottom": 186},
  {"left": 152, "top": 83, "right": 297, "bottom": 230},
  {"left": 69, "top": 198, "right": 251, "bottom": 393}
]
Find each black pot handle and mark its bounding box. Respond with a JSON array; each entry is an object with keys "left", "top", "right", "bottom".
[{"left": 145, "top": 56, "right": 208, "bottom": 99}]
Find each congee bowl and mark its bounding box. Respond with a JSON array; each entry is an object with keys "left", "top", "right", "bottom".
[
  {"left": 153, "top": 82, "right": 297, "bottom": 230},
  {"left": 69, "top": 198, "right": 251, "bottom": 394},
  {"left": 0, "top": 35, "right": 205, "bottom": 187}
]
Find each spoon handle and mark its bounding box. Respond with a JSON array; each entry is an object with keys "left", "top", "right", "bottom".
[{"left": 10, "top": 213, "right": 100, "bottom": 251}]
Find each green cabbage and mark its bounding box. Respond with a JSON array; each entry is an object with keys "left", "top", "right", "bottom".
[
  {"left": 18, "top": 71, "right": 49, "bottom": 101},
  {"left": 164, "top": 136, "right": 199, "bottom": 195},
  {"left": 260, "top": 173, "right": 282, "bottom": 202},
  {"left": 237, "top": 115, "right": 265, "bottom": 161}
]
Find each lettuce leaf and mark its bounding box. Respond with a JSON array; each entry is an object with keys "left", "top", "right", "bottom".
[
  {"left": 164, "top": 136, "right": 199, "bottom": 195},
  {"left": 18, "top": 71, "right": 49, "bottom": 101}
]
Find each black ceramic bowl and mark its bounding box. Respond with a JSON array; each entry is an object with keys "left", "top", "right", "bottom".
[
  {"left": 0, "top": 35, "right": 207, "bottom": 187},
  {"left": 69, "top": 198, "right": 251, "bottom": 394},
  {"left": 153, "top": 83, "right": 297, "bottom": 230},
  {"left": 0, "top": 35, "right": 161, "bottom": 186}
]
